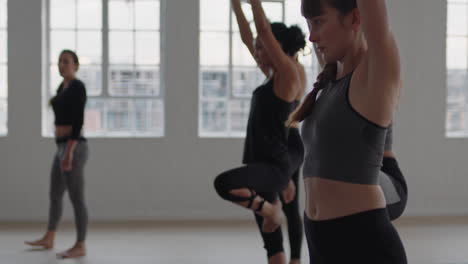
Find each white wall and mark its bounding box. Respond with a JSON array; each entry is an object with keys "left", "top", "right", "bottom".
[{"left": 0, "top": 0, "right": 466, "bottom": 222}]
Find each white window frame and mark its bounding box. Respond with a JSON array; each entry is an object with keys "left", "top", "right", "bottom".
[
  {"left": 0, "top": 0, "right": 7, "bottom": 136},
  {"left": 446, "top": 0, "right": 468, "bottom": 138},
  {"left": 43, "top": 0, "right": 164, "bottom": 138},
  {"left": 199, "top": 0, "right": 318, "bottom": 138}
]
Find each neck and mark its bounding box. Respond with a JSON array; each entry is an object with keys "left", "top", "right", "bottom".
[
  {"left": 63, "top": 76, "right": 75, "bottom": 86},
  {"left": 336, "top": 37, "right": 367, "bottom": 79}
]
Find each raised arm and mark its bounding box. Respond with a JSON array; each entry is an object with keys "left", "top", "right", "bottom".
[
  {"left": 357, "top": 0, "right": 401, "bottom": 119},
  {"left": 232, "top": 0, "right": 255, "bottom": 56},
  {"left": 250, "top": 0, "right": 294, "bottom": 74}
]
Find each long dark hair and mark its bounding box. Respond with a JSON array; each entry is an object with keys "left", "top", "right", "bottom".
[{"left": 286, "top": 0, "right": 356, "bottom": 126}]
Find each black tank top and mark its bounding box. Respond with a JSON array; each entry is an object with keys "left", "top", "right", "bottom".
[{"left": 242, "top": 79, "right": 299, "bottom": 165}]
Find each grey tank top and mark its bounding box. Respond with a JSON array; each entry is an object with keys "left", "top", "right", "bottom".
[
  {"left": 384, "top": 123, "right": 393, "bottom": 151},
  {"left": 301, "top": 72, "right": 390, "bottom": 185}
]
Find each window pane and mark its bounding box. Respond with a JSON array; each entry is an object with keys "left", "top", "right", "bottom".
[
  {"left": 50, "top": 0, "right": 76, "bottom": 29},
  {"left": 0, "top": 24, "right": 8, "bottom": 136},
  {"left": 232, "top": 66, "right": 262, "bottom": 98},
  {"left": 77, "top": 0, "right": 102, "bottom": 29},
  {"left": 0, "top": 0, "right": 6, "bottom": 28},
  {"left": 232, "top": 33, "right": 256, "bottom": 66},
  {"left": 285, "top": 0, "right": 307, "bottom": 30},
  {"left": 200, "top": 32, "right": 229, "bottom": 66},
  {"left": 135, "top": 66, "right": 160, "bottom": 96},
  {"left": 106, "top": 99, "right": 132, "bottom": 132},
  {"left": 229, "top": 100, "right": 250, "bottom": 134},
  {"left": 0, "top": 98, "right": 6, "bottom": 135},
  {"left": 84, "top": 99, "right": 105, "bottom": 135},
  {"left": 109, "top": 0, "right": 134, "bottom": 30},
  {"left": 200, "top": 67, "right": 228, "bottom": 98},
  {"left": 0, "top": 31, "right": 6, "bottom": 64},
  {"left": 200, "top": 0, "right": 229, "bottom": 31},
  {"left": 77, "top": 64, "right": 102, "bottom": 96},
  {"left": 447, "top": 69, "right": 468, "bottom": 134},
  {"left": 109, "top": 65, "right": 135, "bottom": 96},
  {"left": 262, "top": 2, "right": 283, "bottom": 22},
  {"left": 448, "top": 3, "right": 468, "bottom": 36},
  {"left": 109, "top": 66, "right": 159, "bottom": 96},
  {"left": 201, "top": 101, "right": 227, "bottom": 134},
  {"left": 0, "top": 0, "right": 5, "bottom": 135},
  {"left": 50, "top": 30, "right": 76, "bottom": 62},
  {"left": 47, "top": 0, "right": 162, "bottom": 138},
  {"left": 135, "top": 32, "right": 159, "bottom": 65},
  {"left": 85, "top": 98, "right": 163, "bottom": 136},
  {"left": 0, "top": 65, "right": 6, "bottom": 98},
  {"left": 77, "top": 30, "right": 102, "bottom": 64},
  {"left": 44, "top": 107, "right": 55, "bottom": 136},
  {"left": 49, "top": 64, "right": 60, "bottom": 95},
  {"left": 447, "top": 37, "right": 468, "bottom": 69},
  {"left": 134, "top": 99, "right": 163, "bottom": 134},
  {"left": 135, "top": 0, "right": 160, "bottom": 30},
  {"left": 109, "top": 31, "right": 134, "bottom": 64},
  {"left": 0, "top": 64, "right": 7, "bottom": 135}
]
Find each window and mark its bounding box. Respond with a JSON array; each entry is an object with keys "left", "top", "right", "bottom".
[
  {"left": 44, "top": 0, "right": 163, "bottom": 137},
  {"left": 0, "top": 0, "right": 7, "bottom": 136},
  {"left": 199, "top": 0, "right": 318, "bottom": 137},
  {"left": 446, "top": 0, "right": 468, "bottom": 137}
]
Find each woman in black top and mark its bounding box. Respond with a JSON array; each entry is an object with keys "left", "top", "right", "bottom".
[
  {"left": 25, "top": 50, "right": 89, "bottom": 259},
  {"left": 214, "top": 1, "right": 306, "bottom": 263}
]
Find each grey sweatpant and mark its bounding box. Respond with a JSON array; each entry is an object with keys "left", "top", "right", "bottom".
[{"left": 47, "top": 140, "right": 89, "bottom": 242}]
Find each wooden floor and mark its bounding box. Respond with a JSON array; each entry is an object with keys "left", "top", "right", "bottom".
[{"left": 1, "top": 217, "right": 468, "bottom": 264}]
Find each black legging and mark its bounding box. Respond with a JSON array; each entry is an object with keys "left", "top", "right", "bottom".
[
  {"left": 214, "top": 129, "right": 304, "bottom": 260},
  {"left": 254, "top": 169, "right": 302, "bottom": 259},
  {"left": 214, "top": 129, "right": 304, "bottom": 204},
  {"left": 214, "top": 162, "right": 291, "bottom": 204},
  {"left": 304, "top": 208, "right": 407, "bottom": 264}
]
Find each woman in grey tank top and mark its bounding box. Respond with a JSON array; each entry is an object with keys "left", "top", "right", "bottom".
[
  {"left": 312, "top": 46, "right": 408, "bottom": 221},
  {"left": 285, "top": 0, "right": 407, "bottom": 263}
]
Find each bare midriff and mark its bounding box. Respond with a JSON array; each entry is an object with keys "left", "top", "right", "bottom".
[
  {"left": 304, "top": 151, "right": 395, "bottom": 221},
  {"left": 304, "top": 178, "right": 386, "bottom": 221}
]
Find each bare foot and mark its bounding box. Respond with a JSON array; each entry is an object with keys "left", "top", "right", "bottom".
[
  {"left": 262, "top": 199, "right": 283, "bottom": 233},
  {"left": 56, "top": 244, "right": 86, "bottom": 259},
  {"left": 25, "top": 238, "right": 54, "bottom": 249}
]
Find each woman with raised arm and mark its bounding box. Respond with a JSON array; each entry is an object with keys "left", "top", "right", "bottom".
[
  {"left": 287, "top": 0, "right": 407, "bottom": 262},
  {"left": 313, "top": 45, "right": 408, "bottom": 222},
  {"left": 214, "top": 0, "right": 306, "bottom": 263}
]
